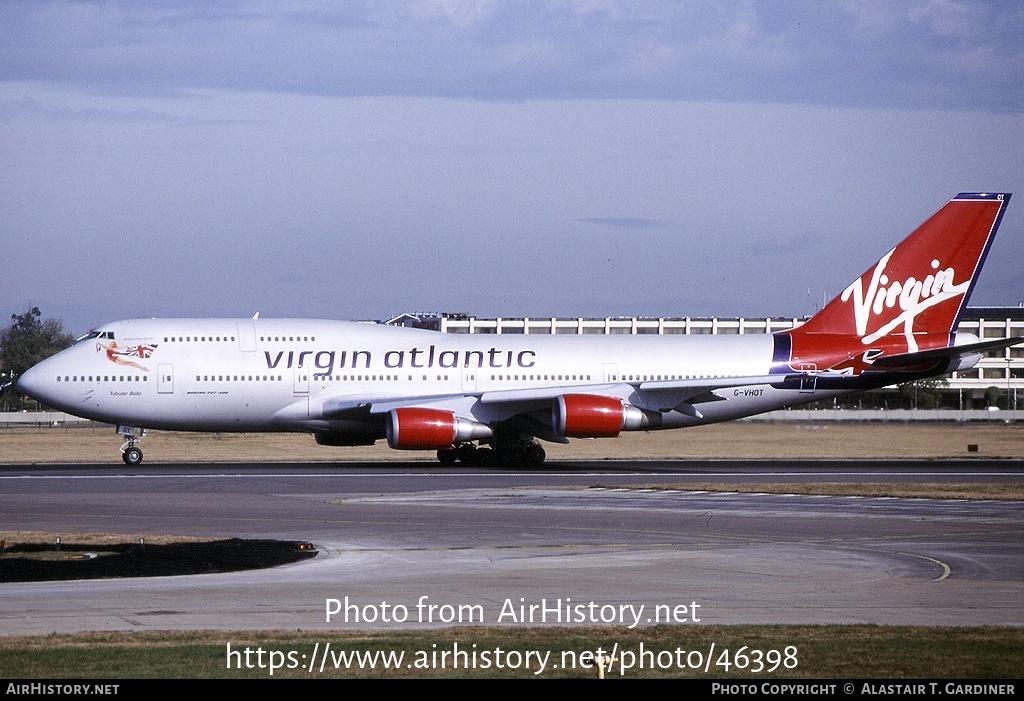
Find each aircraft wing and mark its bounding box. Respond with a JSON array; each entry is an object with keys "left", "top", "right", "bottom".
[{"left": 312, "top": 373, "right": 800, "bottom": 422}]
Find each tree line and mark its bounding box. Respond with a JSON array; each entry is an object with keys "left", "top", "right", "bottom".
[{"left": 0, "top": 307, "right": 75, "bottom": 410}]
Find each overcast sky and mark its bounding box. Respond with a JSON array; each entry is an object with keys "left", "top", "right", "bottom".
[{"left": 2, "top": 0, "right": 1022, "bottom": 334}]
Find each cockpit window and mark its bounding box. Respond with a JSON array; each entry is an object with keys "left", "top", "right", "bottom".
[{"left": 74, "top": 330, "right": 114, "bottom": 344}]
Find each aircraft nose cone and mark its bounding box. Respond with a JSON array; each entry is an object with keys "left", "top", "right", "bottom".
[{"left": 17, "top": 363, "right": 49, "bottom": 404}]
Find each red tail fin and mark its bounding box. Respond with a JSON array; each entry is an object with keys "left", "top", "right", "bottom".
[{"left": 794, "top": 192, "right": 1010, "bottom": 352}]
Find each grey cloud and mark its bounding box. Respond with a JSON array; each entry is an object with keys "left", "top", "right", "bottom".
[
  {"left": 0, "top": 1, "right": 1020, "bottom": 110},
  {"left": 0, "top": 97, "right": 186, "bottom": 123},
  {"left": 579, "top": 217, "right": 668, "bottom": 229}
]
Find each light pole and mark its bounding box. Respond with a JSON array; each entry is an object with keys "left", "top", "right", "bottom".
[{"left": 1009, "top": 358, "right": 1015, "bottom": 414}]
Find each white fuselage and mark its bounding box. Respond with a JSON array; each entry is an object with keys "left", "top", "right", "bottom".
[{"left": 19, "top": 317, "right": 817, "bottom": 437}]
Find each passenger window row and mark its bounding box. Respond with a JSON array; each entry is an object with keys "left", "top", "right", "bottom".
[
  {"left": 195, "top": 375, "right": 283, "bottom": 382},
  {"left": 58, "top": 375, "right": 146, "bottom": 382},
  {"left": 164, "top": 336, "right": 236, "bottom": 342}
]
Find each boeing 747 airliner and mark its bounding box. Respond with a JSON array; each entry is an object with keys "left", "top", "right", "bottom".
[{"left": 17, "top": 193, "right": 1018, "bottom": 466}]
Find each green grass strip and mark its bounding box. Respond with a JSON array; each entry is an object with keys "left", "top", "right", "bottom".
[{"left": 1, "top": 626, "right": 1020, "bottom": 679}]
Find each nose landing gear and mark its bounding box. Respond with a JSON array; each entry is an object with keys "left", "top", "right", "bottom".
[
  {"left": 118, "top": 426, "right": 147, "bottom": 465},
  {"left": 122, "top": 444, "right": 143, "bottom": 465}
]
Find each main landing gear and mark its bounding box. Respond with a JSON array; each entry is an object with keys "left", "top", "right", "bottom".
[
  {"left": 118, "top": 426, "right": 147, "bottom": 465},
  {"left": 437, "top": 435, "right": 546, "bottom": 469}
]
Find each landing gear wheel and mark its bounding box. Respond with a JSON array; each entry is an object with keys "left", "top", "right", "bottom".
[
  {"left": 524, "top": 443, "right": 546, "bottom": 468},
  {"left": 453, "top": 444, "right": 494, "bottom": 467},
  {"left": 497, "top": 448, "right": 519, "bottom": 469},
  {"left": 474, "top": 447, "right": 494, "bottom": 467},
  {"left": 437, "top": 448, "right": 458, "bottom": 466},
  {"left": 122, "top": 446, "right": 144, "bottom": 465},
  {"left": 490, "top": 430, "right": 547, "bottom": 469}
]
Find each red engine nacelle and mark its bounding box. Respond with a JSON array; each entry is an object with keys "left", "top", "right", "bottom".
[
  {"left": 386, "top": 407, "right": 492, "bottom": 450},
  {"left": 552, "top": 394, "right": 646, "bottom": 438}
]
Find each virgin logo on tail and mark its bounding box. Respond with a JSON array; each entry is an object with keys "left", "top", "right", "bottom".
[
  {"left": 841, "top": 248, "right": 969, "bottom": 351},
  {"left": 793, "top": 193, "right": 1010, "bottom": 356}
]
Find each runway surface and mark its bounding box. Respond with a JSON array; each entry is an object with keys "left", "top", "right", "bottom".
[{"left": 1, "top": 460, "right": 1022, "bottom": 634}]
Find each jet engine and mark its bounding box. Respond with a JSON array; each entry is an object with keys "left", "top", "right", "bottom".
[
  {"left": 386, "top": 407, "right": 493, "bottom": 450},
  {"left": 552, "top": 394, "right": 647, "bottom": 438}
]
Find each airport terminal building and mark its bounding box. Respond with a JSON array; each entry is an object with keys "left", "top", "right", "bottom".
[{"left": 387, "top": 306, "right": 1024, "bottom": 410}]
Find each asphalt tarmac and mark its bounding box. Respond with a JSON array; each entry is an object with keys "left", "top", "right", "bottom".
[{"left": 1, "top": 460, "right": 1022, "bottom": 634}]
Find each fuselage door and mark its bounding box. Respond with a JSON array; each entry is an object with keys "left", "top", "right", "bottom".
[
  {"left": 462, "top": 369, "right": 478, "bottom": 393},
  {"left": 294, "top": 365, "right": 309, "bottom": 395},
  {"left": 237, "top": 322, "right": 257, "bottom": 352},
  {"left": 158, "top": 364, "right": 174, "bottom": 394},
  {"left": 604, "top": 363, "right": 618, "bottom": 383}
]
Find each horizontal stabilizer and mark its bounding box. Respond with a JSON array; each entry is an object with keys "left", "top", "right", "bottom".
[{"left": 869, "top": 337, "right": 1022, "bottom": 370}]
